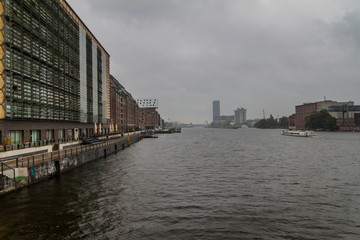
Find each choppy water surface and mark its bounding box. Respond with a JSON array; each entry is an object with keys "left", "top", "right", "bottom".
[{"left": 1, "top": 128, "right": 360, "bottom": 239}]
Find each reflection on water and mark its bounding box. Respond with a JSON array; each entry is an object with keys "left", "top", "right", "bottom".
[{"left": 0, "top": 128, "right": 360, "bottom": 239}]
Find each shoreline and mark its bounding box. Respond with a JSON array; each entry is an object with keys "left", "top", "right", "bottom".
[{"left": 0, "top": 132, "right": 143, "bottom": 196}]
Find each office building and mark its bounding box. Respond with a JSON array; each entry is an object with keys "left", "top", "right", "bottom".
[
  {"left": 0, "top": 0, "right": 110, "bottom": 144},
  {"left": 213, "top": 100, "right": 220, "bottom": 121},
  {"left": 234, "top": 108, "right": 246, "bottom": 126}
]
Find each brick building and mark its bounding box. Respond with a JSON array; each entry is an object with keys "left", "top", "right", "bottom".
[
  {"left": 295, "top": 103, "right": 317, "bottom": 130},
  {"left": 288, "top": 114, "right": 296, "bottom": 129},
  {"left": 294, "top": 100, "right": 356, "bottom": 130},
  {"left": 136, "top": 99, "right": 160, "bottom": 129},
  {"left": 126, "top": 95, "right": 139, "bottom": 131},
  {"left": 138, "top": 108, "right": 160, "bottom": 128},
  {"left": 109, "top": 75, "right": 127, "bottom": 133}
]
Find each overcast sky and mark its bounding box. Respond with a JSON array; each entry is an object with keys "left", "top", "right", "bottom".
[{"left": 67, "top": 0, "right": 360, "bottom": 123}]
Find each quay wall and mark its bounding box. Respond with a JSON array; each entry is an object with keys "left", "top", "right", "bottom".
[{"left": 0, "top": 133, "right": 142, "bottom": 196}]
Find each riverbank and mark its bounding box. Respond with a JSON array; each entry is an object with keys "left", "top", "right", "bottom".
[{"left": 0, "top": 132, "right": 143, "bottom": 196}]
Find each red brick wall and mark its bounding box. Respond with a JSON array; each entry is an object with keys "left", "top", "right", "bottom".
[
  {"left": 288, "top": 114, "right": 296, "bottom": 128},
  {"left": 138, "top": 108, "right": 159, "bottom": 128},
  {"left": 126, "top": 96, "right": 138, "bottom": 130},
  {"left": 295, "top": 103, "right": 317, "bottom": 130},
  {"left": 110, "top": 80, "right": 126, "bottom": 132}
]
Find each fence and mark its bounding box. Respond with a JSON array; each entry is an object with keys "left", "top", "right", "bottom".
[{"left": 0, "top": 133, "right": 141, "bottom": 170}]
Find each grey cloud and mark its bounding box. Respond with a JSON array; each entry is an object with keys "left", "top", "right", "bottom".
[{"left": 68, "top": 0, "right": 360, "bottom": 123}]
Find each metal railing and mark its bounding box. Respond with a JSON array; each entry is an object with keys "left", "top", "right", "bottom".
[
  {"left": 1, "top": 138, "right": 77, "bottom": 152},
  {"left": 1, "top": 161, "right": 16, "bottom": 182},
  {"left": 0, "top": 133, "right": 141, "bottom": 170}
]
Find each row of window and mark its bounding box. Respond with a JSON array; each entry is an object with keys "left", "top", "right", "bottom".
[
  {"left": 7, "top": 128, "right": 90, "bottom": 145},
  {"left": 5, "top": 103, "right": 80, "bottom": 121},
  {"left": 10, "top": 0, "right": 79, "bottom": 51}
]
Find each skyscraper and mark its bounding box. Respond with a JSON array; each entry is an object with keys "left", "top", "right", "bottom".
[
  {"left": 234, "top": 108, "right": 247, "bottom": 126},
  {"left": 213, "top": 100, "right": 220, "bottom": 121}
]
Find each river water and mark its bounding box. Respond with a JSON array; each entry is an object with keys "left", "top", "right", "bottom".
[{"left": 0, "top": 128, "right": 360, "bottom": 239}]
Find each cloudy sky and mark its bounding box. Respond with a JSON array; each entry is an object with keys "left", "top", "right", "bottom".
[{"left": 67, "top": 0, "right": 360, "bottom": 123}]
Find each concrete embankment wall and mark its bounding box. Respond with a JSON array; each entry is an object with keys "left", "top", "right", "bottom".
[{"left": 0, "top": 133, "right": 142, "bottom": 196}]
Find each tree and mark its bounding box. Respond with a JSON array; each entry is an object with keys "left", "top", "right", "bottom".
[
  {"left": 254, "top": 115, "right": 288, "bottom": 129},
  {"left": 305, "top": 109, "right": 338, "bottom": 131},
  {"left": 254, "top": 119, "right": 267, "bottom": 128},
  {"left": 268, "top": 115, "right": 278, "bottom": 128},
  {"left": 278, "top": 116, "right": 289, "bottom": 128},
  {"left": 325, "top": 115, "right": 338, "bottom": 131}
]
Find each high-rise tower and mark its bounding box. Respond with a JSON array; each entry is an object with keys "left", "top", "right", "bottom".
[
  {"left": 234, "top": 108, "right": 247, "bottom": 126},
  {"left": 213, "top": 100, "right": 220, "bottom": 121}
]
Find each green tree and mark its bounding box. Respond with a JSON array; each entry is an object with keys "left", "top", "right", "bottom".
[
  {"left": 305, "top": 109, "right": 338, "bottom": 131},
  {"left": 268, "top": 115, "right": 278, "bottom": 128},
  {"left": 325, "top": 115, "right": 338, "bottom": 131},
  {"left": 254, "top": 119, "right": 267, "bottom": 128},
  {"left": 255, "top": 114, "right": 288, "bottom": 129},
  {"left": 278, "top": 116, "right": 288, "bottom": 128}
]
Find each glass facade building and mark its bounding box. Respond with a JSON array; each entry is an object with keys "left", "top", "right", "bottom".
[
  {"left": 0, "top": 0, "right": 109, "bottom": 123},
  {"left": 0, "top": 0, "right": 111, "bottom": 145},
  {"left": 212, "top": 100, "right": 220, "bottom": 121}
]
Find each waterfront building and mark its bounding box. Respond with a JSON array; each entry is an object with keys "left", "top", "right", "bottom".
[
  {"left": 288, "top": 114, "right": 296, "bottom": 130},
  {"left": 136, "top": 98, "right": 158, "bottom": 109},
  {"left": 294, "top": 100, "right": 359, "bottom": 130},
  {"left": 211, "top": 115, "right": 234, "bottom": 128},
  {"left": 234, "top": 108, "right": 246, "bottom": 127},
  {"left": 0, "top": 0, "right": 110, "bottom": 145},
  {"left": 109, "top": 75, "right": 127, "bottom": 133},
  {"left": 109, "top": 74, "right": 140, "bottom": 132},
  {"left": 211, "top": 100, "right": 237, "bottom": 128},
  {"left": 126, "top": 95, "right": 139, "bottom": 131},
  {"left": 136, "top": 98, "right": 160, "bottom": 129},
  {"left": 212, "top": 100, "right": 220, "bottom": 121}
]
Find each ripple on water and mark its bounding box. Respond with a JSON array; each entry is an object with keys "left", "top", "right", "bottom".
[{"left": 0, "top": 128, "right": 360, "bottom": 239}]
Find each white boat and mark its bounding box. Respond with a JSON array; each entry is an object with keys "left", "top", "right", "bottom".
[{"left": 281, "top": 130, "right": 316, "bottom": 137}]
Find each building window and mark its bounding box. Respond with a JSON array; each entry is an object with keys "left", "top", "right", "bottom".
[
  {"left": 46, "top": 130, "right": 54, "bottom": 141},
  {"left": 58, "top": 129, "right": 65, "bottom": 140},
  {"left": 30, "top": 130, "right": 41, "bottom": 142},
  {"left": 68, "top": 129, "right": 73, "bottom": 139},
  {"left": 10, "top": 130, "right": 23, "bottom": 144}
]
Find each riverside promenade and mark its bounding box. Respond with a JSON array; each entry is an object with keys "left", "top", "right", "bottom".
[{"left": 0, "top": 132, "right": 143, "bottom": 196}]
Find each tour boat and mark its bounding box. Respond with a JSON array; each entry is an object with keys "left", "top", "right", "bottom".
[{"left": 281, "top": 130, "right": 315, "bottom": 137}]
